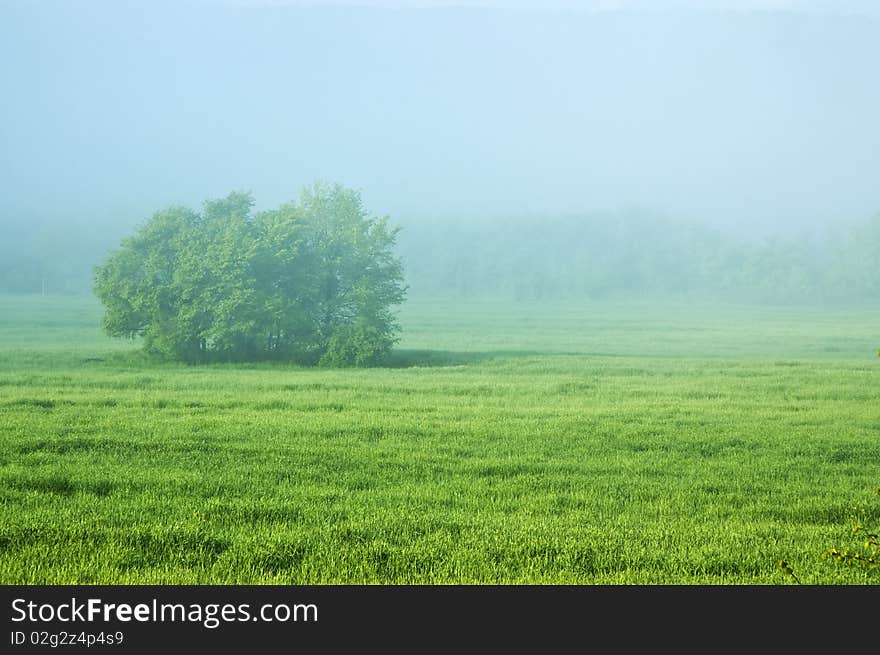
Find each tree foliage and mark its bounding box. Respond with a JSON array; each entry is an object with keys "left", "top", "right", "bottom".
[{"left": 94, "top": 183, "right": 406, "bottom": 365}]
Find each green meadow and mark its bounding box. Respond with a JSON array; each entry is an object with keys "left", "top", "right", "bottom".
[{"left": 1, "top": 294, "right": 879, "bottom": 584}]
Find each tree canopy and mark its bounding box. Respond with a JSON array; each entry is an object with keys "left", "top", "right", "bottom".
[{"left": 94, "top": 183, "right": 407, "bottom": 365}]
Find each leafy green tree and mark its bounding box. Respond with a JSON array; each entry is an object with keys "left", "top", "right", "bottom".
[{"left": 94, "top": 183, "right": 406, "bottom": 365}]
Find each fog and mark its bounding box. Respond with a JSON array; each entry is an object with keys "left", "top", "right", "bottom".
[{"left": 2, "top": 0, "right": 879, "bottom": 299}]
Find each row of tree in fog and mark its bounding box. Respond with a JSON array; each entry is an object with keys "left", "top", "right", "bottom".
[
  {"left": 3, "top": 206, "right": 880, "bottom": 304},
  {"left": 396, "top": 212, "right": 880, "bottom": 304}
]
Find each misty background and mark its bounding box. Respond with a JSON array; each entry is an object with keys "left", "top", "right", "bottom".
[{"left": 2, "top": 1, "right": 879, "bottom": 303}]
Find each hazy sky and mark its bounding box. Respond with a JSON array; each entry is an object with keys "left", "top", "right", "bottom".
[
  {"left": 2, "top": 0, "right": 878, "bottom": 236},
  {"left": 192, "top": 1, "right": 880, "bottom": 13}
]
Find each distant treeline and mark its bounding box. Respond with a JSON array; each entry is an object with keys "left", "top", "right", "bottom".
[
  {"left": 3, "top": 211, "right": 880, "bottom": 304},
  {"left": 395, "top": 212, "right": 880, "bottom": 305},
  {"left": 0, "top": 219, "right": 126, "bottom": 296}
]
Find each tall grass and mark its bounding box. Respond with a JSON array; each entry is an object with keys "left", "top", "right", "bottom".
[{"left": 1, "top": 295, "right": 878, "bottom": 583}]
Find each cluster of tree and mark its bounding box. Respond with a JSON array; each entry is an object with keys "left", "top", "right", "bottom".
[{"left": 93, "top": 183, "right": 406, "bottom": 365}]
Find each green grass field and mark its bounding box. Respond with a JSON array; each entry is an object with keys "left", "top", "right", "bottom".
[{"left": 2, "top": 294, "right": 879, "bottom": 584}]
